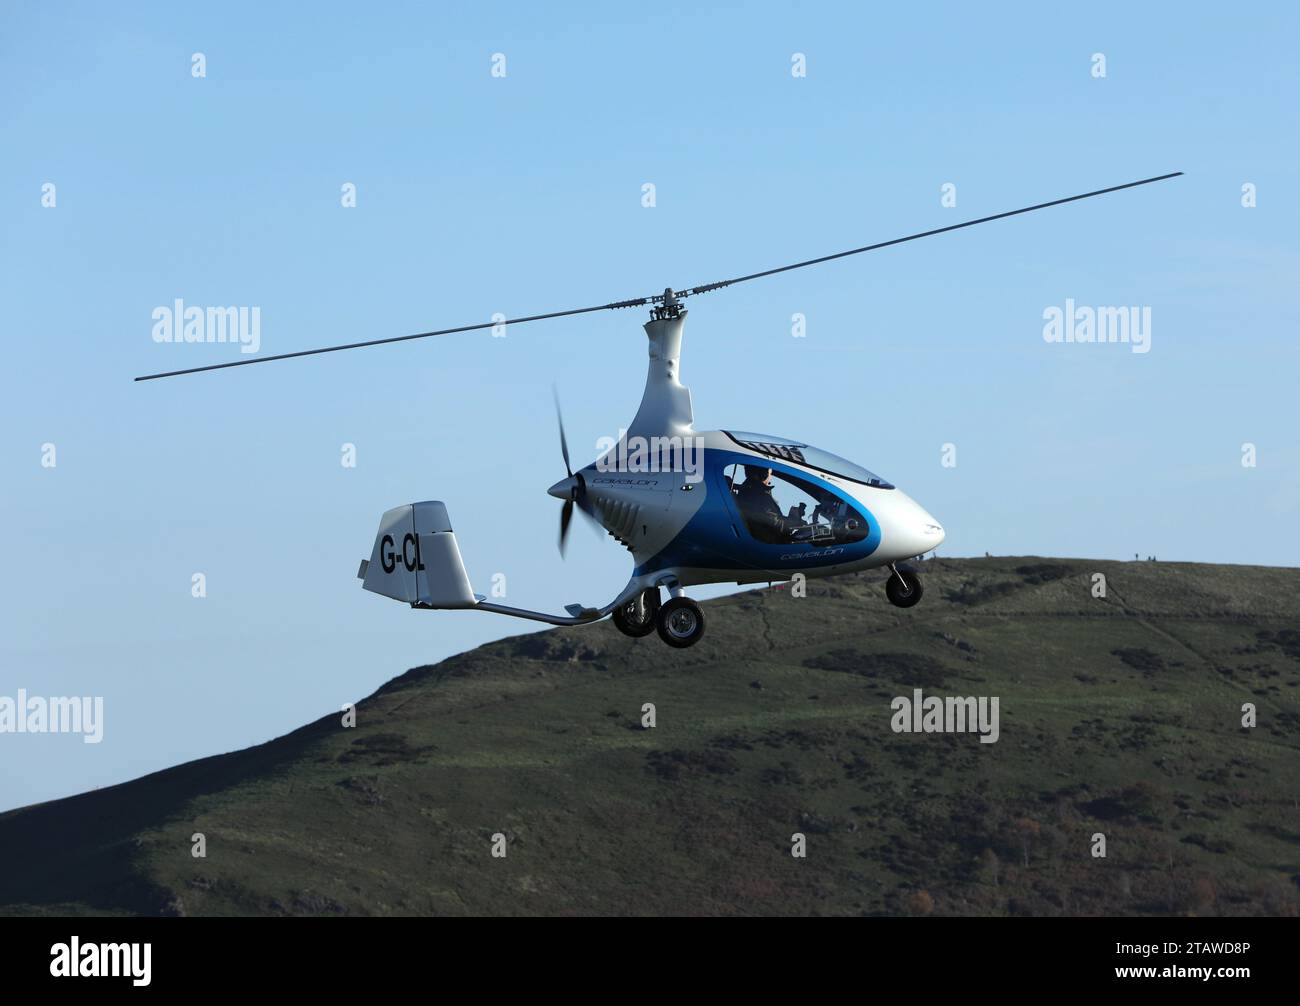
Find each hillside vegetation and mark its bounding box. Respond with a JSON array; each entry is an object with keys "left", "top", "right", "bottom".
[{"left": 2, "top": 557, "right": 1298, "bottom": 916}]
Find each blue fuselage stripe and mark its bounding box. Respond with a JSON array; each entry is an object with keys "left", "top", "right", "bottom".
[{"left": 635, "top": 450, "right": 882, "bottom": 577}]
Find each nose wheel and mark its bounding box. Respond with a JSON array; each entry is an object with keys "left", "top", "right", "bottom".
[
  {"left": 611, "top": 588, "right": 660, "bottom": 638},
  {"left": 656, "top": 596, "right": 706, "bottom": 648},
  {"left": 886, "top": 567, "right": 924, "bottom": 608}
]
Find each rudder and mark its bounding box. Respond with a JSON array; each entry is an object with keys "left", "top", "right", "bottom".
[{"left": 358, "top": 501, "right": 478, "bottom": 608}]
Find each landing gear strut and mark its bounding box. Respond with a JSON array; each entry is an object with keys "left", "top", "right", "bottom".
[
  {"left": 611, "top": 588, "right": 660, "bottom": 638},
  {"left": 885, "top": 565, "right": 923, "bottom": 608},
  {"left": 656, "top": 596, "right": 706, "bottom": 648}
]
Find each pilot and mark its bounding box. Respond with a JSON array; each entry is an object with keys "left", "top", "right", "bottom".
[{"left": 735, "top": 465, "right": 785, "bottom": 541}]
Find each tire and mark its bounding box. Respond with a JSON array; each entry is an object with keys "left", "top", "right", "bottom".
[
  {"left": 656, "top": 597, "right": 706, "bottom": 648},
  {"left": 886, "top": 570, "right": 923, "bottom": 608},
  {"left": 612, "top": 589, "right": 659, "bottom": 638}
]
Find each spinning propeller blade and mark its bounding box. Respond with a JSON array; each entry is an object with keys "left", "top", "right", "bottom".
[
  {"left": 553, "top": 389, "right": 591, "bottom": 557},
  {"left": 554, "top": 386, "right": 573, "bottom": 479},
  {"left": 134, "top": 172, "right": 1181, "bottom": 382},
  {"left": 559, "top": 499, "right": 574, "bottom": 556}
]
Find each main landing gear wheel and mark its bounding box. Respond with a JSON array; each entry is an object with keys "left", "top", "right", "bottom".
[
  {"left": 612, "top": 589, "right": 660, "bottom": 638},
  {"left": 886, "top": 570, "right": 924, "bottom": 608},
  {"left": 656, "top": 597, "right": 706, "bottom": 648}
]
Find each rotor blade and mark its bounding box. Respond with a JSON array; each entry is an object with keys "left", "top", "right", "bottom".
[
  {"left": 132, "top": 172, "right": 1181, "bottom": 381},
  {"left": 674, "top": 172, "right": 1184, "bottom": 299},
  {"left": 133, "top": 299, "right": 650, "bottom": 381},
  {"left": 553, "top": 386, "right": 573, "bottom": 478}
]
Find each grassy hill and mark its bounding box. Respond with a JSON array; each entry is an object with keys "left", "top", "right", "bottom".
[{"left": 3, "top": 556, "right": 1298, "bottom": 917}]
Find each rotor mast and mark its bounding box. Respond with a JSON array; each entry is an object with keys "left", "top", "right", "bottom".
[{"left": 626, "top": 288, "right": 694, "bottom": 441}]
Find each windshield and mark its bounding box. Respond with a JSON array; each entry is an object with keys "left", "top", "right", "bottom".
[{"left": 723, "top": 431, "right": 894, "bottom": 489}]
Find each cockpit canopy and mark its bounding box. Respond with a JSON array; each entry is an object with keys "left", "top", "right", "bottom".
[{"left": 723, "top": 431, "right": 894, "bottom": 489}]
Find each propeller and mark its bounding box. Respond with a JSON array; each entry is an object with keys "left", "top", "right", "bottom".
[
  {"left": 553, "top": 388, "right": 593, "bottom": 556},
  {"left": 133, "top": 172, "right": 1182, "bottom": 382}
]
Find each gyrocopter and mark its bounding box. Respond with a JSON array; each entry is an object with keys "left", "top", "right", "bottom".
[{"left": 137, "top": 172, "right": 1181, "bottom": 647}]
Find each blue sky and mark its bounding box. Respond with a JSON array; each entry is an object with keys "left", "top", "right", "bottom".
[{"left": 2, "top": 1, "right": 1296, "bottom": 810}]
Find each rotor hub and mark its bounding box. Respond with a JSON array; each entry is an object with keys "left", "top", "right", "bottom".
[{"left": 651, "top": 287, "right": 681, "bottom": 321}]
